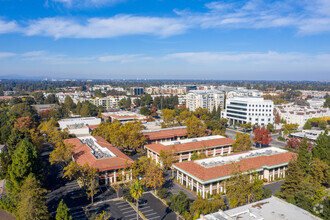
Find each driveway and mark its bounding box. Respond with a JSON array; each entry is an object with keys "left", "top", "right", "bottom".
[
  {"left": 264, "top": 180, "right": 284, "bottom": 195},
  {"left": 226, "top": 128, "right": 286, "bottom": 148}
]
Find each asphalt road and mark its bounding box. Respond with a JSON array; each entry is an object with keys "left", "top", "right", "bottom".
[{"left": 264, "top": 180, "right": 284, "bottom": 195}]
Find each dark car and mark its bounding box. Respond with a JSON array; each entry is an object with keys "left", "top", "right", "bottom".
[{"left": 138, "top": 199, "right": 147, "bottom": 204}]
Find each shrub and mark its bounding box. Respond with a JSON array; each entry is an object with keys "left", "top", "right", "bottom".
[{"left": 157, "top": 187, "right": 168, "bottom": 199}]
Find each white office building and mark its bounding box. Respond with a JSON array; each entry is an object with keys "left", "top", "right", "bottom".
[
  {"left": 186, "top": 90, "right": 224, "bottom": 112},
  {"left": 227, "top": 89, "right": 262, "bottom": 99},
  {"left": 58, "top": 117, "right": 101, "bottom": 130},
  {"left": 222, "top": 97, "right": 274, "bottom": 126}
]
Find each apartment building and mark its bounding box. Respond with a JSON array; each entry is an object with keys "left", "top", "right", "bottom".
[
  {"left": 222, "top": 97, "right": 274, "bottom": 126},
  {"left": 173, "top": 147, "right": 296, "bottom": 198},
  {"left": 89, "top": 96, "right": 120, "bottom": 110},
  {"left": 130, "top": 87, "right": 144, "bottom": 95},
  {"left": 275, "top": 103, "right": 329, "bottom": 128},
  {"left": 186, "top": 90, "right": 224, "bottom": 112}
]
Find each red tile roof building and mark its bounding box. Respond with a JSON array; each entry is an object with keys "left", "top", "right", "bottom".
[
  {"left": 144, "top": 135, "right": 235, "bottom": 164},
  {"left": 172, "top": 147, "right": 297, "bottom": 198},
  {"left": 142, "top": 126, "right": 188, "bottom": 144},
  {"left": 65, "top": 136, "right": 133, "bottom": 185}
]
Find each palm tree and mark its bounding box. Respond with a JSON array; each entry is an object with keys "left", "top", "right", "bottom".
[{"left": 130, "top": 180, "right": 144, "bottom": 220}]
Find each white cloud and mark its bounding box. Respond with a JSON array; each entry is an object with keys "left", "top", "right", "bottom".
[
  {"left": 1, "top": 0, "right": 330, "bottom": 39},
  {"left": 22, "top": 50, "right": 47, "bottom": 57},
  {"left": 98, "top": 54, "right": 145, "bottom": 63},
  {"left": 166, "top": 51, "right": 330, "bottom": 65},
  {"left": 0, "top": 52, "right": 16, "bottom": 59},
  {"left": 51, "top": 0, "right": 124, "bottom": 8},
  {"left": 0, "top": 20, "right": 20, "bottom": 34},
  {"left": 25, "top": 15, "right": 188, "bottom": 39}
]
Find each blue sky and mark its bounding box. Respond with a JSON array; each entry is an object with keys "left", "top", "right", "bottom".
[{"left": 0, "top": 0, "right": 330, "bottom": 80}]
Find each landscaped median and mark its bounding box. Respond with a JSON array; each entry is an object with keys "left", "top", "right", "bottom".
[{"left": 127, "top": 200, "right": 148, "bottom": 220}]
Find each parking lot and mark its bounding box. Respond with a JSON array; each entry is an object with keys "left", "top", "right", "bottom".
[
  {"left": 140, "top": 192, "right": 177, "bottom": 220},
  {"left": 87, "top": 200, "right": 142, "bottom": 220}
]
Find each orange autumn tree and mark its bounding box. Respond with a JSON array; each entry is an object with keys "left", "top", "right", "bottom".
[
  {"left": 14, "top": 116, "right": 35, "bottom": 131},
  {"left": 253, "top": 126, "right": 272, "bottom": 147}
]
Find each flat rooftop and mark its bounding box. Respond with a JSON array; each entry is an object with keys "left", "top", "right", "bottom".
[
  {"left": 59, "top": 117, "right": 100, "bottom": 122},
  {"left": 142, "top": 126, "right": 187, "bottom": 140},
  {"left": 227, "top": 97, "right": 272, "bottom": 103},
  {"left": 173, "top": 148, "right": 296, "bottom": 182},
  {"left": 195, "top": 147, "right": 287, "bottom": 168},
  {"left": 65, "top": 136, "right": 133, "bottom": 171},
  {"left": 200, "top": 196, "right": 320, "bottom": 220},
  {"left": 145, "top": 135, "right": 235, "bottom": 154}
]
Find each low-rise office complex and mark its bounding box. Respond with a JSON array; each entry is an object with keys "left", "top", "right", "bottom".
[
  {"left": 142, "top": 126, "right": 187, "bottom": 144},
  {"left": 172, "top": 147, "right": 296, "bottom": 198},
  {"left": 186, "top": 90, "right": 225, "bottom": 112},
  {"left": 58, "top": 117, "right": 101, "bottom": 130},
  {"left": 65, "top": 136, "right": 133, "bottom": 185},
  {"left": 222, "top": 97, "right": 274, "bottom": 126},
  {"left": 290, "top": 130, "right": 325, "bottom": 142},
  {"left": 101, "top": 111, "right": 147, "bottom": 123},
  {"left": 145, "top": 135, "right": 235, "bottom": 164}
]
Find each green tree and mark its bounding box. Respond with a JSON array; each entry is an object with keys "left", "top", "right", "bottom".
[
  {"left": 98, "top": 122, "right": 146, "bottom": 152},
  {"left": 140, "top": 107, "right": 151, "bottom": 116},
  {"left": 93, "top": 211, "right": 111, "bottom": 220},
  {"left": 56, "top": 199, "right": 72, "bottom": 220},
  {"left": 161, "top": 109, "right": 176, "bottom": 128},
  {"left": 49, "top": 142, "right": 74, "bottom": 169},
  {"left": 45, "top": 94, "right": 59, "bottom": 104},
  {"left": 280, "top": 160, "right": 304, "bottom": 202},
  {"left": 193, "top": 107, "right": 210, "bottom": 120},
  {"left": 282, "top": 123, "right": 299, "bottom": 136},
  {"left": 143, "top": 162, "right": 164, "bottom": 194},
  {"left": 16, "top": 175, "right": 49, "bottom": 220},
  {"left": 130, "top": 180, "right": 144, "bottom": 220},
  {"left": 312, "top": 130, "right": 330, "bottom": 166},
  {"left": 9, "top": 102, "right": 38, "bottom": 122},
  {"left": 168, "top": 191, "right": 190, "bottom": 215},
  {"left": 86, "top": 166, "right": 99, "bottom": 204},
  {"left": 159, "top": 146, "right": 177, "bottom": 170},
  {"left": 6, "top": 139, "right": 40, "bottom": 198},
  {"left": 64, "top": 96, "right": 76, "bottom": 112},
  {"left": 186, "top": 116, "right": 207, "bottom": 138},
  {"left": 232, "top": 133, "right": 252, "bottom": 152},
  {"left": 176, "top": 110, "right": 191, "bottom": 126},
  {"left": 318, "top": 120, "right": 327, "bottom": 130}
]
